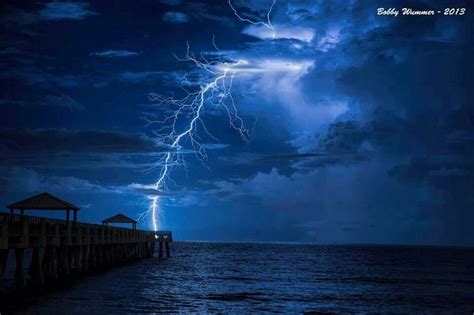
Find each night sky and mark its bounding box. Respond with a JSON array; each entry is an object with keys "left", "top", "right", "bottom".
[{"left": 1, "top": 0, "right": 473, "bottom": 245}]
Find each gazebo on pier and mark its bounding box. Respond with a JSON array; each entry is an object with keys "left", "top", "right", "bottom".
[
  {"left": 7, "top": 192, "right": 80, "bottom": 222},
  {"left": 102, "top": 213, "right": 137, "bottom": 230}
]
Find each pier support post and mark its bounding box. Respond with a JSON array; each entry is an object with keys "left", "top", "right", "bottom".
[
  {"left": 104, "top": 246, "right": 110, "bottom": 266},
  {"left": 89, "top": 245, "right": 96, "bottom": 270},
  {"left": 29, "top": 247, "right": 44, "bottom": 286},
  {"left": 42, "top": 247, "right": 58, "bottom": 281},
  {"left": 20, "top": 216, "right": 29, "bottom": 248},
  {"left": 151, "top": 242, "right": 156, "bottom": 257},
  {"left": 81, "top": 245, "right": 90, "bottom": 272},
  {"left": 111, "top": 245, "right": 117, "bottom": 265},
  {"left": 72, "top": 246, "right": 80, "bottom": 272},
  {"left": 15, "top": 248, "right": 26, "bottom": 289},
  {"left": 51, "top": 247, "right": 59, "bottom": 280},
  {"left": 0, "top": 249, "right": 8, "bottom": 294},
  {"left": 159, "top": 241, "right": 163, "bottom": 258},
  {"left": 141, "top": 243, "right": 146, "bottom": 258},
  {"left": 137, "top": 243, "right": 142, "bottom": 259},
  {"left": 58, "top": 247, "right": 70, "bottom": 276},
  {"left": 165, "top": 242, "right": 170, "bottom": 258},
  {"left": 109, "top": 246, "right": 114, "bottom": 266},
  {"left": 96, "top": 245, "right": 103, "bottom": 269},
  {"left": 68, "top": 247, "right": 74, "bottom": 273},
  {"left": 131, "top": 244, "right": 136, "bottom": 260}
]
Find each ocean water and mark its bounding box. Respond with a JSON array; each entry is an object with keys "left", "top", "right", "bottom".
[{"left": 14, "top": 242, "right": 474, "bottom": 314}]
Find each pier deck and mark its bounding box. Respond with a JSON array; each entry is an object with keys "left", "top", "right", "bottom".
[{"left": 0, "top": 212, "right": 171, "bottom": 293}]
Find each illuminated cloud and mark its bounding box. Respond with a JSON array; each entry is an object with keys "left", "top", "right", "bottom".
[
  {"left": 42, "top": 94, "right": 84, "bottom": 111},
  {"left": 162, "top": 11, "right": 189, "bottom": 24},
  {"left": 202, "top": 143, "right": 230, "bottom": 150},
  {"left": 89, "top": 50, "right": 140, "bottom": 58},
  {"left": 242, "top": 24, "right": 315, "bottom": 43},
  {"left": 316, "top": 27, "right": 342, "bottom": 51},
  {"left": 160, "top": 0, "right": 183, "bottom": 5},
  {"left": 38, "top": 2, "right": 97, "bottom": 21},
  {"left": 215, "top": 58, "right": 314, "bottom": 76},
  {"left": 119, "top": 71, "right": 166, "bottom": 83},
  {"left": 210, "top": 54, "right": 345, "bottom": 132}
]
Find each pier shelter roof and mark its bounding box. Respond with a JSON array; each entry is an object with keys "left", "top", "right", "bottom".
[
  {"left": 102, "top": 213, "right": 137, "bottom": 229},
  {"left": 6, "top": 192, "right": 80, "bottom": 221}
]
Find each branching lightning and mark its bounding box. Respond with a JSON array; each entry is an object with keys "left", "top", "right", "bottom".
[
  {"left": 228, "top": 0, "right": 277, "bottom": 38},
  {"left": 143, "top": 1, "right": 277, "bottom": 232},
  {"left": 144, "top": 43, "right": 252, "bottom": 231}
]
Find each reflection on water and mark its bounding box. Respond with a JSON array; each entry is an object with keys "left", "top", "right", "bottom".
[{"left": 15, "top": 242, "right": 474, "bottom": 313}]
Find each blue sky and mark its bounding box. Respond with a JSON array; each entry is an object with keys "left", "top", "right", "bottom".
[{"left": 1, "top": 0, "right": 473, "bottom": 245}]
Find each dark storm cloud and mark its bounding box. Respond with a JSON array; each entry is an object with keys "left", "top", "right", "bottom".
[
  {"left": 89, "top": 50, "right": 140, "bottom": 58},
  {"left": 184, "top": 2, "right": 235, "bottom": 24},
  {"left": 217, "top": 153, "right": 263, "bottom": 165},
  {"left": 161, "top": 11, "right": 189, "bottom": 24},
  {"left": 0, "top": 99, "right": 25, "bottom": 106},
  {"left": 2, "top": 2, "right": 97, "bottom": 25},
  {"left": 0, "top": 47, "right": 24, "bottom": 55},
  {"left": 290, "top": 153, "right": 368, "bottom": 171},
  {"left": 255, "top": 150, "right": 368, "bottom": 172},
  {"left": 0, "top": 167, "right": 171, "bottom": 203},
  {"left": 335, "top": 19, "right": 474, "bottom": 156},
  {"left": 389, "top": 156, "right": 474, "bottom": 185},
  {"left": 262, "top": 152, "right": 327, "bottom": 161},
  {"left": 0, "top": 93, "right": 85, "bottom": 111},
  {"left": 201, "top": 143, "right": 230, "bottom": 150},
  {"left": 119, "top": 71, "right": 168, "bottom": 84},
  {"left": 118, "top": 69, "right": 205, "bottom": 87},
  {"left": 0, "top": 129, "right": 166, "bottom": 155},
  {"left": 318, "top": 121, "right": 370, "bottom": 154},
  {"left": 0, "top": 167, "right": 117, "bottom": 194},
  {"left": 0, "top": 129, "right": 171, "bottom": 175},
  {"left": 41, "top": 94, "right": 84, "bottom": 111},
  {"left": 299, "top": 0, "right": 474, "bottom": 243},
  {"left": 0, "top": 68, "right": 83, "bottom": 89},
  {"left": 281, "top": 0, "right": 474, "bottom": 161},
  {"left": 160, "top": 0, "right": 183, "bottom": 5},
  {"left": 261, "top": 120, "right": 372, "bottom": 170},
  {"left": 38, "top": 2, "right": 97, "bottom": 21}
]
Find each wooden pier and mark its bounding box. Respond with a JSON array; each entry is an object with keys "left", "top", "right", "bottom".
[{"left": 0, "top": 193, "right": 172, "bottom": 295}]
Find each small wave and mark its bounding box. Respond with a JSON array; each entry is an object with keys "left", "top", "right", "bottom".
[
  {"left": 211, "top": 276, "right": 257, "bottom": 282},
  {"left": 349, "top": 276, "right": 398, "bottom": 284},
  {"left": 347, "top": 276, "right": 469, "bottom": 285},
  {"left": 205, "top": 292, "right": 270, "bottom": 302}
]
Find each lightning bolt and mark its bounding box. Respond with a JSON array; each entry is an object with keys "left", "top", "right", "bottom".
[
  {"left": 228, "top": 0, "right": 277, "bottom": 39},
  {"left": 144, "top": 43, "right": 252, "bottom": 231},
  {"left": 143, "top": 1, "right": 277, "bottom": 232}
]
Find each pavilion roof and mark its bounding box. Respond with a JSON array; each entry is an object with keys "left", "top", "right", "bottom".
[
  {"left": 7, "top": 192, "right": 80, "bottom": 211},
  {"left": 102, "top": 213, "right": 137, "bottom": 224}
]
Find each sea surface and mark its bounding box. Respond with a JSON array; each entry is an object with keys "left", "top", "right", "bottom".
[{"left": 12, "top": 242, "right": 474, "bottom": 314}]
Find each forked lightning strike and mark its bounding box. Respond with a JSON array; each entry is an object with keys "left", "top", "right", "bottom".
[
  {"left": 228, "top": 0, "right": 277, "bottom": 38},
  {"left": 145, "top": 44, "right": 251, "bottom": 231},
  {"left": 145, "top": 1, "right": 277, "bottom": 232}
]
